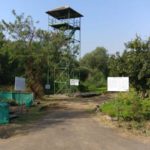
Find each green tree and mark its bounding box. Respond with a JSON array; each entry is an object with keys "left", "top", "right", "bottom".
[
  {"left": 124, "top": 36, "right": 150, "bottom": 96},
  {"left": 80, "top": 47, "right": 108, "bottom": 92},
  {"left": 0, "top": 10, "right": 78, "bottom": 96},
  {"left": 108, "top": 36, "right": 150, "bottom": 97},
  {"left": 80, "top": 47, "right": 108, "bottom": 77}
]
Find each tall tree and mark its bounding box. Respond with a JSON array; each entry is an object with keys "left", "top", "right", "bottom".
[
  {"left": 79, "top": 47, "right": 108, "bottom": 91},
  {"left": 108, "top": 36, "right": 150, "bottom": 97},
  {"left": 0, "top": 10, "right": 78, "bottom": 96},
  {"left": 124, "top": 36, "right": 150, "bottom": 96},
  {"left": 80, "top": 47, "right": 108, "bottom": 77}
]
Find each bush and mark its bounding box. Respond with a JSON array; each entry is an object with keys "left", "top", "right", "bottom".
[
  {"left": 101, "top": 90, "right": 150, "bottom": 121},
  {"left": 100, "top": 101, "right": 117, "bottom": 117},
  {"left": 82, "top": 70, "right": 107, "bottom": 92},
  {"left": 141, "top": 99, "right": 150, "bottom": 120}
]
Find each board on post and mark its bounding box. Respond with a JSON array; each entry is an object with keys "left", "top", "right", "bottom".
[
  {"left": 107, "top": 77, "right": 129, "bottom": 121},
  {"left": 45, "top": 84, "right": 50, "bottom": 90},
  {"left": 14, "top": 77, "right": 26, "bottom": 112},
  {"left": 107, "top": 77, "right": 129, "bottom": 92},
  {"left": 15, "top": 77, "right": 26, "bottom": 91}
]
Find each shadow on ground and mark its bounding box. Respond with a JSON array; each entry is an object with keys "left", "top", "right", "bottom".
[
  {"left": 0, "top": 109, "right": 92, "bottom": 139},
  {"left": 0, "top": 93, "right": 113, "bottom": 139}
]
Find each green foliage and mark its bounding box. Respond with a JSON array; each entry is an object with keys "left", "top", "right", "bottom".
[
  {"left": 80, "top": 47, "right": 108, "bottom": 77},
  {"left": 80, "top": 47, "right": 108, "bottom": 92},
  {"left": 79, "top": 66, "right": 90, "bottom": 82},
  {"left": 84, "top": 70, "right": 106, "bottom": 92},
  {"left": 100, "top": 101, "right": 117, "bottom": 117},
  {"left": 0, "top": 10, "right": 78, "bottom": 96},
  {"left": 101, "top": 90, "right": 150, "bottom": 121},
  {"left": 1, "top": 11, "right": 150, "bottom": 97},
  {"left": 108, "top": 36, "right": 150, "bottom": 97},
  {"left": 141, "top": 99, "right": 150, "bottom": 120}
]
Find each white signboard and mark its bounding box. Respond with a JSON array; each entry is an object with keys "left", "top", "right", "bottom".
[
  {"left": 45, "top": 84, "right": 50, "bottom": 90},
  {"left": 70, "top": 79, "right": 79, "bottom": 86},
  {"left": 107, "top": 77, "right": 129, "bottom": 92},
  {"left": 15, "top": 77, "right": 26, "bottom": 91}
]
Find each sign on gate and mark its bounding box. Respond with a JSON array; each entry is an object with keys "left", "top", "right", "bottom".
[
  {"left": 45, "top": 84, "right": 51, "bottom": 90},
  {"left": 70, "top": 79, "right": 79, "bottom": 86}
]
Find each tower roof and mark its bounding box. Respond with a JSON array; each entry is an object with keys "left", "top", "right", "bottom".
[{"left": 46, "top": 6, "right": 83, "bottom": 19}]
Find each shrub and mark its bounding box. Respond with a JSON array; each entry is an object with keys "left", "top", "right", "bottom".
[
  {"left": 101, "top": 90, "right": 150, "bottom": 121},
  {"left": 82, "top": 70, "right": 107, "bottom": 92},
  {"left": 100, "top": 101, "right": 117, "bottom": 117},
  {"left": 141, "top": 99, "right": 150, "bottom": 120}
]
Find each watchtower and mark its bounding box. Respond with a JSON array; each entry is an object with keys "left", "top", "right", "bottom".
[{"left": 46, "top": 6, "right": 83, "bottom": 94}]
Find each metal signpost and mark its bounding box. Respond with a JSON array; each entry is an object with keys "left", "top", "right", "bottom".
[{"left": 15, "top": 77, "right": 26, "bottom": 91}]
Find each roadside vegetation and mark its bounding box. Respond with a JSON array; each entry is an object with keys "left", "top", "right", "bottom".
[
  {"left": 0, "top": 10, "right": 150, "bottom": 135},
  {"left": 100, "top": 90, "right": 150, "bottom": 135},
  {"left": 0, "top": 11, "right": 150, "bottom": 96},
  {"left": 101, "top": 90, "right": 150, "bottom": 120}
]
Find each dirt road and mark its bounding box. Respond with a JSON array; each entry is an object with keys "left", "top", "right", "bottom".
[{"left": 0, "top": 94, "right": 149, "bottom": 150}]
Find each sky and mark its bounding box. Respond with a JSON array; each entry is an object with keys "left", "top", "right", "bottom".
[{"left": 0, "top": 0, "right": 150, "bottom": 56}]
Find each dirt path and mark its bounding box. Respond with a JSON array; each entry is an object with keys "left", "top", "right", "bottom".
[{"left": 0, "top": 94, "right": 150, "bottom": 150}]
